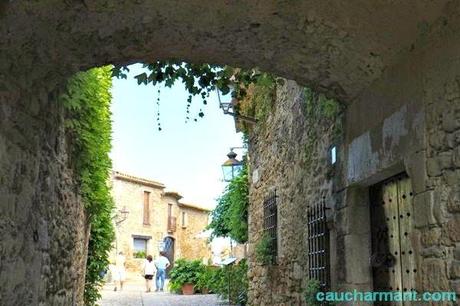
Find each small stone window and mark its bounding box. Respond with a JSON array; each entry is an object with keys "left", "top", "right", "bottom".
[
  {"left": 330, "top": 146, "right": 337, "bottom": 165},
  {"left": 307, "top": 198, "right": 330, "bottom": 290},
  {"left": 133, "top": 237, "right": 148, "bottom": 255},
  {"left": 143, "top": 191, "right": 150, "bottom": 225},
  {"left": 181, "top": 212, "right": 188, "bottom": 228}
]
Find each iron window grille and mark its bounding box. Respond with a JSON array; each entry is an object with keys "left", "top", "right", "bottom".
[
  {"left": 263, "top": 189, "right": 278, "bottom": 263},
  {"left": 307, "top": 197, "right": 330, "bottom": 291}
]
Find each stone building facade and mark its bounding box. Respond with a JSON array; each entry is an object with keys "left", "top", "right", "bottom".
[
  {"left": 247, "top": 39, "right": 460, "bottom": 305},
  {"left": 111, "top": 171, "right": 211, "bottom": 274}
]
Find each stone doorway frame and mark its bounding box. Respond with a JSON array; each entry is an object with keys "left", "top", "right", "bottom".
[{"left": 330, "top": 161, "right": 418, "bottom": 292}]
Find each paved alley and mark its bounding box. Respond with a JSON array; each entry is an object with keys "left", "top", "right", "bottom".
[{"left": 99, "top": 281, "right": 226, "bottom": 306}]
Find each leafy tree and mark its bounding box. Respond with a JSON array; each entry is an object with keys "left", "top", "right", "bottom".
[
  {"left": 208, "top": 161, "right": 249, "bottom": 243},
  {"left": 112, "top": 62, "right": 276, "bottom": 129},
  {"left": 60, "top": 67, "right": 115, "bottom": 305}
]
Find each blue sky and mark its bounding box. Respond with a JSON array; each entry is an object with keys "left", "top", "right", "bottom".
[{"left": 110, "top": 64, "right": 244, "bottom": 210}]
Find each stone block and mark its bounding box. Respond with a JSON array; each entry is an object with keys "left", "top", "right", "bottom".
[
  {"left": 344, "top": 234, "right": 372, "bottom": 285},
  {"left": 442, "top": 111, "right": 460, "bottom": 132},
  {"left": 455, "top": 243, "right": 460, "bottom": 260},
  {"left": 405, "top": 150, "right": 428, "bottom": 194},
  {"left": 453, "top": 146, "right": 460, "bottom": 168},
  {"left": 421, "top": 227, "right": 442, "bottom": 247},
  {"left": 451, "top": 280, "right": 460, "bottom": 298},
  {"left": 450, "top": 260, "right": 460, "bottom": 279},
  {"left": 422, "top": 259, "right": 449, "bottom": 291},
  {"left": 420, "top": 246, "right": 448, "bottom": 258},
  {"left": 252, "top": 168, "right": 260, "bottom": 184},
  {"left": 429, "top": 130, "right": 446, "bottom": 151},
  {"left": 445, "top": 216, "right": 460, "bottom": 242},
  {"left": 427, "top": 157, "right": 442, "bottom": 177},
  {"left": 413, "top": 191, "right": 439, "bottom": 228},
  {"left": 442, "top": 169, "right": 460, "bottom": 186},
  {"left": 437, "top": 151, "right": 453, "bottom": 170},
  {"left": 292, "top": 262, "right": 303, "bottom": 280}
]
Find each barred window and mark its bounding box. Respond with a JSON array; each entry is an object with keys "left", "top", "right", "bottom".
[
  {"left": 307, "top": 197, "right": 330, "bottom": 290},
  {"left": 263, "top": 189, "right": 278, "bottom": 262}
]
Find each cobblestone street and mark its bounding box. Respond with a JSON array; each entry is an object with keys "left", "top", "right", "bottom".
[{"left": 99, "top": 281, "right": 225, "bottom": 306}]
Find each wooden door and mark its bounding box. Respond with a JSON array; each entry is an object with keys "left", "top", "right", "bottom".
[
  {"left": 370, "top": 173, "right": 416, "bottom": 305},
  {"left": 163, "top": 236, "right": 175, "bottom": 277}
]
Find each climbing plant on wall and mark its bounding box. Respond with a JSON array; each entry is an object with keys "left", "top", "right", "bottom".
[
  {"left": 60, "top": 67, "right": 115, "bottom": 305},
  {"left": 207, "top": 161, "right": 249, "bottom": 244},
  {"left": 303, "top": 87, "right": 344, "bottom": 168}
]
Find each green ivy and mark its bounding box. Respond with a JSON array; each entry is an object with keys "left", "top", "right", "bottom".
[
  {"left": 60, "top": 67, "right": 115, "bottom": 306},
  {"left": 207, "top": 162, "right": 249, "bottom": 243},
  {"left": 304, "top": 279, "right": 322, "bottom": 306},
  {"left": 302, "top": 87, "right": 344, "bottom": 167},
  {"left": 255, "top": 232, "right": 274, "bottom": 265}
]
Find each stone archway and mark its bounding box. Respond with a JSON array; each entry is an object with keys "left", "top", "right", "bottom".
[
  {"left": 0, "top": 1, "right": 451, "bottom": 100},
  {"left": 1, "top": 1, "right": 460, "bottom": 305}
]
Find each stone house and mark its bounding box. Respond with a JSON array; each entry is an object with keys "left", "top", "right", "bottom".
[
  {"left": 247, "top": 75, "right": 460, "bottom": 304},
  {"left": 110, "top": 171, "right": 211, "bottom": 274}
]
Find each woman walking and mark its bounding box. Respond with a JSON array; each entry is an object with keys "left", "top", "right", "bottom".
[{"left": 143, "top": 255, "right": 156, "bottom": 293}]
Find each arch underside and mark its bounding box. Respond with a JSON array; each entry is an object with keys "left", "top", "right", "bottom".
[{"left": 0, "top": 0, "right": 457, "bottom": 101}]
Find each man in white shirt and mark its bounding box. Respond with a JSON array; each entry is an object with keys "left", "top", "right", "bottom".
[{"left": 154, "top": 251, "right": 170, "bottom": 292}]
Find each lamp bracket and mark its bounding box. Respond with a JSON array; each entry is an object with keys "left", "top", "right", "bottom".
[{"left": 216, "top": 90, "right": 257, "bottom": 124}]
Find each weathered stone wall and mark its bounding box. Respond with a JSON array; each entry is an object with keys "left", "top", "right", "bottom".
[
  {"left": 0, "top": 88, "right": 89, "bottom": 305},
  {"left": 335, "top": 12, "right": 460, "bottom": 299},
  {"left": 247, "top": 81, "right": 341, "bottom": 305},
  {"left": 247, "top": 7, "right": 460, "bottom": 304},
  {"left": 111, "top": 173, "right": 166, "bottom": 268},
  {"left": 174, "top": 206, "right": 211, "bottom": 262}
]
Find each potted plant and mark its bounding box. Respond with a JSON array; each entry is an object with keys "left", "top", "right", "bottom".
[
  {"left": 169, "top": 259, "right": 204, "bottom": 295},
  {"left": 196, "top": 265, "right": 216, "bottom": 294}
]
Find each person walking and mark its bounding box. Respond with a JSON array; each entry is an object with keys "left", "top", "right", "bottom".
[
  {"left": 143, "top": 255, "right": 156, "bottom": 293},
  {"left": 114, "top": 251, "right": 126, "bottom": 291},
  {"left": 154, "top": 251, "right": 170, "bottom": 292}
]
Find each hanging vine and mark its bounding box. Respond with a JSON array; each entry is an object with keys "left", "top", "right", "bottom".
[{"left": 112, "top": 61, "right": 278, "bottom": 129}]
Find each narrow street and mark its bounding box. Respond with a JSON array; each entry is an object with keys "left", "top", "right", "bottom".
[{"left": 99, "top": 280, "right": 225, "bottom": 306}]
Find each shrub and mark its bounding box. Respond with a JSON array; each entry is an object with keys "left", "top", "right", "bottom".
[
  {"left": 255, "top": 232, "right": 274, "bottom": 265},
  {"left": 169, "top": 259, "right": 205, "bottom": 293},
  {"left": 133, "top": 251, "right": 146, "bottom": 259},
  {"left": 195, "top": 265, "right": 216, "bottom": 293},
  {"left": 208, "top": 259, "right": 248, "bottom": 305},
  {"left": 304, "top": 279, "right": 323, "bottom": 306}
]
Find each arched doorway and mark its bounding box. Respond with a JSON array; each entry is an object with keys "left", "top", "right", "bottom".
[{"left": 163, "top": 236, "right": 175, "bottom": 277}]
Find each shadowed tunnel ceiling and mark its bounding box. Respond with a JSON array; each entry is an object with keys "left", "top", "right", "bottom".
[{"left": 0, "top": 0, "right": 457, "bottom": 101}]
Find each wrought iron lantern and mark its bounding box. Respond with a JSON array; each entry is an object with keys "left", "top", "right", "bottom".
[{"left": 221, "top": 149, "right": 244, "bottom": 182}]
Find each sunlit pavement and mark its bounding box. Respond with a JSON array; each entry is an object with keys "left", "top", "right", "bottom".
[{"left": 99, "top": 280, "right": 226, "bottom": 306}]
